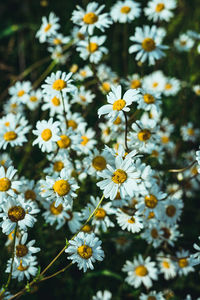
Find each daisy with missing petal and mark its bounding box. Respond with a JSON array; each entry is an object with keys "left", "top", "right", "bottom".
[
  {"left": 123, "top": 255, "right": 158, "bottom": 288},
  {"left": 98, "top": 85, "right": 140, "bottom": 121},
  {"left": 111, "top": 0, "right": 141, "bottom": 23},
  {"left": 97, "top": 154, "right": 141, "bottom": 200},
  {"left": 71, "top": 2, "right": 112, "bottom": 35},
  {"left": 65, "top": 232, "right": 104, "bottom": 272},
  {"left": 40, "top": 168, "right": 79, "bottom": 208},
  {"left": 42, "top": 71, "right": 75, "bottom": 96},
  {"left": 32, "top": 118, "right": 60, "bottom": 153},
  {"left": 140, "top": 290, "right": 165, "bottom": 300},
  {"left": 129, "top": 25, "right": 168, "bottom": 65},
  {"left": 0, "top": 166, "right": 21, "bottom": 203},
  {"left": 144, "top": 0, "right": 177, "bottom": 22},
  {"left": 116, "top": 209, "right": 143, "bottom": 233},
  {"left": 76, "top": 35, "right": 108, "bottom": 64},
  {"left": 36, "top": 12, "right": 60, "bottom": 43},
  {"left": 9, "top": 81, "right": 31, "bottom": 104}
]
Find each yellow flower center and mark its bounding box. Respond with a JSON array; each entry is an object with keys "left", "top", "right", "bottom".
[
  {"left": 153, "top": 82, "right": 158, "bottom": 88},
  {"left": 82, "top": 224, "right": 92, "bottom": 233},
  {"left": 151, "top": 228, "right": 158, "bottom": 238},
  {"left": 67, "top": 120, "right": 78, "bottom": 130},
  {"left": 137, "top": 130, "right": 151, "bottom": 141},
  {"left": 135, "top": 265, "right": 148, "bottom": 276},
  {"left": 53, "top": 161, "right": 64, "bottom": 172},
  {"left": 17, "top": 90, "right": 25, "bottom": 97},
  {"left": 113, "top": 99, "right": 126, "bottom": 111},
  {"left": 161, "top": 136, "right": 169, "bottom": 144},
  {"left": 143, "top": 94, "right": 155, "bottom": 104},
  {"left": 44, "top": 23, "right": 51, "bottom": 32},
  {"left": 4, "top": 122, "right": 10, "bottom": 126},
  {"left": 70, "top": 64, "right": 78, "bottom": 73},
  {"left": 53, "top": 179, "right": 70, "bottom": 196},
  {"left": 80, "top": 95, "right": 86, "bottom": 102},
  {"left": 53, "top": 38, "right": 62, "bottom": 45},
  {"left": 120, "top": 6, "right": 131, "bottom": 14},
  {"left": 0, "top": 177, "right": 11, "bottom": 191},
  {"left": 155, "top": 3, "right": 165, "bottom": 12},
  {"left": 16, "top": 244, "right": 28, "bottom": 257},
  {"left": 83, "top": 12, "right": 98, "bottom": 24},
  {"left": 128, "top": 216, "right": 135, "bottom": 224},
  {"left": 51, "top": 96, "right": 60, "bottom": 106},
  {"left": 102, "top": 82, "right": 111, "bottom": 92},
  {"left": 113, "top": 116, "right": 121, "bottom": 125},
  {"left": 57, "top": 135, "right": 71, "bottom": 148},
  {"left": 87, "top": 42, "right": 98, "bottom": 53},
  {"left": 92, "top": 156, "right": 106, "bottom": 171},
  {"left": 166, "top": 205, "right": 176, "bottom": 217},
  {"left": 131, "top": 79, "right": 141, "bottom": 89},
  {"left": 165, "top": 83, "right": 172, "bottom": 90},
  {"left": 41, "top": 129, "right": 52, "bottom": 141},
  {"left": 50, "top": 201, "right": 63, "bottom": 215},
  {"left": 30, "top": 96, "right": 38, "bottom": 102},
  {"left": 178, "top": 258, "right": 188, "bottom": 268},
  {"left": 8, "top": 206, "right": 26, "bottom": 222},
  {"left": 191, "top": 166, "right": 198, "bottom": 175},
  {"left": 145, "top": 194, "right": 158, "bottom": 208},
  {"left": 95, "top": 208, "right": 106, "bottom": 219},
  {"left": 148, "top": 211, "right": 155, "bottom": 219},
  {"left": 80, "top": 70, "right": 87, "bottom": 77},
  {"left": 162, "top": 261, "right": 170, "bottom": 269},
  {"left": 187, "top": 128, "right": 194, "bottom": 136},
  {"left": 103, "top": 128, "right": 110, "bottom": 136},
  {"left": 24, "top": 190, "right": 36, "bottom": 201},
  {"left": 142, "top": 38, "right": 156, "bottom": 52},
  {"left": 52, "top": 79, "right": 66, "bottom": 91},
  {"left": 17, "top": 260, "right": 29, "bottom": 271},
  {"left": 81, "top": 136, "right": 89, "bottom": 146},
  {"left": 4, "top": 131, "right": 17, "bottom": 141},
  {"left": 112, "top": 169, "right": 127, "bottom": 184},
  {"left": 77, "top": 244, "right": 93, "bottom": 259}
]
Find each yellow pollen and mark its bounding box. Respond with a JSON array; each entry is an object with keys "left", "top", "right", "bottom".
[
  {"left": 120, "top": 6, "right": 131, "bottom": 13},
  {"left": 0, "top": 177, "right": 11, "bottom": 191},
  {"left": 151, "top": 228, "right": 158, "bottom": 238},
  {"left": 77, "top": 244, "right": 93, "bottom": 259},
  {"left": 53, "top": 179, "right": 70, "bottom": 196},
  {"left": 82, "top": 224, "right": 92, "bottom": 233},
  {"left": 95, "top": 208, "right": 106, "bottom": 219},
  {"left": 30, "top": 96, "right": 38, "bottom": 102},
  {"left": 165, "top": 83, "right": 172, "bottom": 90},
  {"left": 143, "top": 94, "right": 155, "bottom": 104},
  {"left": 135, "top": 265, "right": 148, "bottom": 277},
  {"left": 162, "top": 261, "right": 170, "bottom": 269},
  {"left": 67, "top": 120, "right": 78, "bottom": 130},
  {"left": 50, "top": 201, "right": 63, "bottom": 215},
  {"left": 57, "top": 135, "right": 71, "bottom": 148},
  {"left": 52, "top": 79, "right": 66, "bottom": 91},
  {"left": 166, "top": 205, "right": 176, "bottom": 217},
  {"left": 155, "top": 3, "right": 165, "bottom": 12},
  {"left": 131, "top": 79, "right": 141, "bottom": 89},
  {"left": 187, "top": 128, "right": 194, "bottom": 136},
  {"left": 113, "top": 116, "right": 121, "bottom": 125},
  {"left": 81, "top": 136, "right": 89, "bottom": 146},
  {"left": 41, "top": 129, "right": 52, "bottom": 141},
  {"left": 80, "top": 70, "right": 87, "bottom": 77},
  {"left": 5, "top": 122, "right": 10, "bottom": 126},
  {"left": 53, "top": 38, "right": 61, "bottom": 45},
  {"left": 8, "top": 206, "right": 25, "bottom": 222},
  {"left": 17, "top": 90, "right": 25, "bottom": 97},
  {"left": 112, "top": 169, "right": 127, "bottom": 184},
  {"left": 128, "top": 216, "right": 135, "bottom": 224},
  {"left": 87, "top": 42, "right": 98, "bottom": 53},
  {"left": 142, "top": 38, "right": 156, "bottom": 52},
  {"left": 4, "top": 131, "right": 17, "bottom": 141},
  {"left": 80, "top": 95, "right": 86, "bottom": 102},
  {"left": 83, "top": 12, "right": 98, "bottom": 24},
  {"left": 92, "top": 156, "right": 106, "bottom": 171},
  {"left": 25, "top": 190, "right": 36, "bottom": 201},
  {"left": 137, "top": 130, "right": 151, "bottom": 141},
  {"left": 153, "top": 82, "right": 158, "bottom": 88},
  {"left": 53, "top": 161, "right": 64, "bottom": 172},
  {"left": 44, "top": 23, "right": 51, "bottom": 32},
  {"left": 16, "top": 244, "right": 28, "bottom": 257},
  {"left": 178, "top": 258, "right": 188, "bottom": 268},
  {"left": 145, "top": 194, "right": 158, "bottom": 208},
  {"left": 161, "top": 136, "right": 169, "bottom": 144},
  {"left": 51, "top": 96, "right": 60, "bottom": 106},
  {"left": 113, "top": 99, "right": 126, "bottom": 111},
  {"left": 102, "top": 82, "right": 111, "bottom": 92}
]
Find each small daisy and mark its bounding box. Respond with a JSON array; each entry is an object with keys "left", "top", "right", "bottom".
[
  {"left": 141, "top": 223, "right": 163, "bottom": 248},
  {"left": 92, "top": 290, "right": 112, "bottom": 300},
  {"left": 44, "top": 152, "right": 72, "bottom": 177},
  {"left": 174, "top": 34, "right": 195, "bottom": 52},
  {"left": 19, "top": 179, "right": 40, "bottom": 203},
  {"left": 71, "top": 86, "right": 95, "bottom": 107},
  {"left": 74, "top": 66, "right": 93, "bottom": 81},
  {"left": 48, "top": 45, "right": 69, "bottom": 65},
  {"left": 193, "top": 84, "right": 200, "bottom": 96},
  {"left": 56, "top": 127, "right": 82, "bottom": 152},
  {"left": 116, "top": 209, "right": 143, "bottom": 233},
  {"left": 9, "top": 81, "right": 31, "bottom": 104},
  {"left": 98, "top": 85, "right": 140, "bottom": 121},
  {"left": 161, "top": 197, "right": 183, "bottom": 225},
  {"left": 32, "top": 118, "right": 60, "bottom": 153},
  {"left": 78, "top": 125, "right": 97, "bottom": 155},
  {"left": 125, "top": 73, "right": 142, "bottom": 90},
  {"left": 123, "top": 255, "right": 158, "bottom": 288},
  {"left": 144, "top": 0, "right": 177, "bottom": 22},
  {"left": 175, "top": 250, "right": 194, "bottom": 276},
  {"left": 111, "top": 0, "right": 141, "bottom": 23},
  {"left": 157, "top": 253, "right": 177, "bottom": 280},
  {"left": 163, "top": 77, "right": 181, "bottom": 96},
  {"left": 71, "top": 2, "right": 112, "bottom": 35},
  {"left": 3, "top": 98, "right": 24, "bottom": 115},
  {"left": 0, "top": 123, "right": 28, "bottom": 150},
  {"left": 0, "top": 166, "right": 21, "bottom": 203},
  {"left": 47, "top": 33, "right": 70, "bottom": 46},
  {"left": 180, "top": 122, "right": 199, "bottom": 142},
  {"left": 36, "top": 12, "right": 60, "bottom": 43},
  {"left": 65, "top": 232, "right": 104, "bottom": 272},
  {"left": 129, "top": 25, "right": 168, "bottom": 65},
  {"left": 137, "top": 89, "right": 161, "bottom": 112},
  {"left": 42, "top": 93, "right": 66, "bottom": 116},
  {"left": 26, "top": 89, "right": 43, "bottom": 110},
  {"left": 142, "top": 70, "right": 166, "bottom": 93}
]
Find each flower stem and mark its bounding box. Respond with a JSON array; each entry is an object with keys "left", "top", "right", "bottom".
[{"left": 6, "top": 224, "right": 18, "bottom": 288}]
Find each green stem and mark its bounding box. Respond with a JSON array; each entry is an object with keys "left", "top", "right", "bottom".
[{"left": 6, "top": 224, "right": 18, "bottom": 288}]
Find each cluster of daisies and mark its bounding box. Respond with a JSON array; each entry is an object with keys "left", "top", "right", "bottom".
[{"left": 1, "top": 0, "right": 200, "bottom": 299}]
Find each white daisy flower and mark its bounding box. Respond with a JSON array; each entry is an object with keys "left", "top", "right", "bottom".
[
  {"left": 3, "top": 98, "right": 24, "bottom": 115},
  {"left": 98, "top": 85, "right": 140, "bottom": 121},
  {"left": 123, "top": 255, "right": 158, "bottom": 288},
  {"left": 137, "top": 89, "right": 161, "bottom": 112},
  {"left": 44, "top": 152, "right": 72, "bottom": 177},
  {"left": 71, "top": 86, "right": 95, "bottom": 106},
  {"left": 56, "top": 127, "right": 82, "bottom": 152},
  {"left": 71, "top": 26, "right": 87, "bottom": 44},
  {"left": 65, "top": 232, "right": 104, "bottom": 272},
  {"left": 19, "top": 179, "right": 40, "bottom": 203},
  {"left": 42, "top": 71, "right": 75, "bottom": 96},
  {"left": 116, "top": 209, "right": 143, "bottom": 233},
  {"left": 78, "top": 125, "right": 97, "bottom": 155},
  {"left": 175, "top": 250, "right": 194, "bottom": 276},
  {"left": 47, "top": 33, "right": 70, "bottom": 46},
  {"left": 32, "top": 118, "right": 60, "bottom": 153},
  {"left": 129, "top": 25, "right": 168, "bottom": 65},
  {"left": 36, "top": 12, "right": 60, "bottom": 43},
  {"left": 71, "top": 2, "right": 112, "bottom": 35},
  {"left": 26, "top": 89, "right": 43, "bottom": 110},
  {"left": 74, "top": 65, "right": 93, "bottom": 81},
  {"left": 0, "top": 166, "right": 21, "bottom": 203},
  {"left": 0, "top": 152, "right": 12, "bottom": 169},
  {"left": 48, "top": 45, "right": 69, "bottom": 64},
  {"left": 144, "top": 0, "right": 177, "bottom": 22},
  {"left": 92, "top": 290, "right": 112, "bottom": 300},
  {"left": 125, "top": 73, "right": 142, "bottom": 90},
  {"left": 142, "top": 70, "right": 166, "bottom": 93},
  {"left": 9, "top": 81, "right": 31, "bottom": 104},
  {"left": 180, "top": 122, "right": 200, "bottom": 142},
  {"left": 141, "top": 222, "right": 163, "bottom": 248},
  {"left": 174, "top": 34, "right": 195, "bottom": 52},
  {"left": 139, "top": 290, "right": 165, "bottom": 300},
  {"left": 157, "top": 253, "right": 177, "bottom": 280},
  {"left": 159, "top": 223, "right": 180, "bottom": 246},
  {"left": 42, "top": 93, "right": 66, "bottom": 116},
  {"left": 163, "top": 77, "right": 181, "bottom": 96},
  {"left": 193, "top": 84, "right": 200, "bottom": 96},
  {"left": 111, "top": 0, "right": 141, "bottom": 23},
  {"left": 160, "top": 197, "right": 183, "bottom": 225}
]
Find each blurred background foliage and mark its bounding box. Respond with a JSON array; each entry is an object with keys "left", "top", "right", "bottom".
[{"left": 0, "top": 0, "right": 200, "bottom": 299}]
